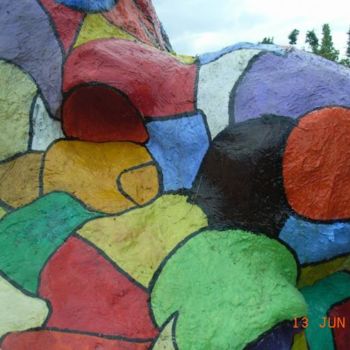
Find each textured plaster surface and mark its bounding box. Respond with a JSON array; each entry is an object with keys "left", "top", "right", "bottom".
[
  {"left": 0, "top": 192, "right": 101, "bottom": 293},
  {"left": 78, "top": 195, "right": 208, "bottom": 286},
  {"left": 234, "top": 50, "right": 350, "bottom": 122},
  {"left": 1, "top": 330, "right": 151, "bottom": 350},
  {"left": 301, "top": 272, "right": 350, "bottom": 350},
  {"left": 0, "top": 0, "right": 63, "bottom": 115},
  {"left": 43, "top": 141, "right": 159, "bottom": 213},
  {"left": 283, "top": 107, "right": 350, "bottom": 221},
  {"left": 280, "top": 216, "right": 350, "bottom": 264},
  {"left": 146, "top": 113, "right": 209, "bottom": 191},
  {"left": 0, "top": 152, "right": 43, "bottom": 208},
  {"left": 64, "top": 39, "right": 197, "bottom": 117},
  {"left": 197, "top": 49, "right": 260, "bottom": 138},
  {"left": 74, "top": 14, "right": 135, "bottom": 48},
  {"left": 39, "top": 236, "right": 159, "bottom": 339},
  {"left": 297, "top": 255, "right": 350, "bottom": 288},
  {"left": 0, "top": 276, "right": 48, "bottom": 337},
  {"left": 31, "top": 96, "right": 64, "bottom": 151},
  {"left": 199, "top": 42, "right": 286, "bottom": 64},
  {"left": 152, "top": 317, "right": 176, "bottom": 350},
  {"left": 0, "top": 61, "right": 37, "bottom": 161},
  {"left": 151, "top": 230, "right": 306, "bottom": 349}
]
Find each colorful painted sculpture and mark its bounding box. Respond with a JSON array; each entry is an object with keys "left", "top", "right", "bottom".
[{"left": 0, "top": 1, "right": 349, "bottom": 349}]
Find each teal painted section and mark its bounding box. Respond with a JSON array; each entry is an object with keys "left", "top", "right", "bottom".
[
  {"left": 301, "top": 272, "right": 350, "bottom": 350},
  {"left": 0, "top": 192, "right": 102, "bottom": 294}
]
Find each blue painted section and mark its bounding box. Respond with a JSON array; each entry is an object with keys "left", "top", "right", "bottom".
[
  {"left": 199, "top": 42, "right": 286, "bottom": 65},
  {"left": 56, "top": 0, "right": 116, "bottom": 12},
  {"left": 279, "top": 216, "right": 350, "bottom": 264},
  {"left": 146, "top": 113, "right": 209, "bottom": 191}
]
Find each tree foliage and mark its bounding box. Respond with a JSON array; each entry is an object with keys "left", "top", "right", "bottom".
[
  {"left": 288, "top": 29, "right": 300, "bottom": 45},
  {"left": 305, "top": 30, "right": 319, "bottom": 54},
  {"left": 346, "top": 26, "right": 350, "bottom": 58},
  {"left": 318, "top": 24, "right": 339, "bottom": 61},
  {"left": 260, "top": 37, "right": 274, "bottom": 44}
]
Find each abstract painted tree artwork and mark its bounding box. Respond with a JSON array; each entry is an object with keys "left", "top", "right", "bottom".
[{"left": 0, "top": 1, "right": 349, "bottom": 349}]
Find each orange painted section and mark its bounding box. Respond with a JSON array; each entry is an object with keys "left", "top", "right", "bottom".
[
  {"left": 43, "top": 141, "right": 159, "bottom": 213},
  {"left": 283, "top": 107, "right": 350, "bottom": 220}
]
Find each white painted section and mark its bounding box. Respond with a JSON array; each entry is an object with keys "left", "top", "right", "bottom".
[
  {"left": 197, "top": 49, "right": 260, "bottom": 138},
  {"left": 31, "top": 95, "right": 64, "bottom": 151},
  {"left": 0, "top": 276, "right": 49, "bottom": 337}
]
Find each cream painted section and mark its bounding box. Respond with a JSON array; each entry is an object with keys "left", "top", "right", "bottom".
[
  {"left": 152, "top": 317, "right": 176, "bottom": 350},
  {"left": 0, "top": 61, "right": 37, "bottom": 161},
  {"left": 31, "top": 95, "right": 64, "bottom": 151},
  {"left": 197, "top": 49, "right": 260, "bottom": 138},
  {"left": 0, "top": 276, "right": 49, "bottom": 337}
]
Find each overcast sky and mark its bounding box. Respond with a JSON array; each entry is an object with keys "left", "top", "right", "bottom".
[{"left": 153, "top": 0, "right": 350, "bottom": 57}]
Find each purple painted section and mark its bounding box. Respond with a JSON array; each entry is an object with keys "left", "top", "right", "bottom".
[
  {"left": 233, "top": 50, "right": 350, "bottom": 122},
  {"left": 0, "top": 0, "right": 63, "bottom": 115},
  {"left": 247, "top": 322, "right": 298, "bottom": 350}
]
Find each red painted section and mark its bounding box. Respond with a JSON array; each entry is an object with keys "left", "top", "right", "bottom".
[
  {"left": 64, "top": 39, "right": 196, "bottom": 117},
  {"left": 38, "top": 0, "right": 84, "bottom": 52},
  {"left": 329, "top": 299, "right": 350, "bottom": 350},
  {"left": 103, "top": 0, "right": 166, "bottom": 50},
  {"left": 1, "top": 330, "right": 151, "bottom": 350},
  {"left": 283, "top": 107, "right": 350, "bottom": 220},
  {"left": 39, "top": 236, "right": 159, "bottom": 339},
  {"left": 62, "top": 85, "right": 148, "bottom": 143}
]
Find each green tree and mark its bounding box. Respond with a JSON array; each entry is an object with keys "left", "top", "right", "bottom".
[
  {"left": 305, "top": 30, "right": 319, "bottom": 54},
  {"left": 318, "top": 24, "right": 339, "bottom": 61},
  {"left": 288, "top": 29, "right": 300, "bottom": 45},
  {"left": 260, "top": 37, "right": 274, "bottom": 44},
  {"left": 339, "top": 58, "right": 350, "bottom": 67},
  {"left": 346, "top": 26, "right": 350, "bottom": 58}
]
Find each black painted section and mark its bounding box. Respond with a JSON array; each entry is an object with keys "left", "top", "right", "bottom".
[{"left": 190, "top": 115, "right": 296, "bottom": 236}]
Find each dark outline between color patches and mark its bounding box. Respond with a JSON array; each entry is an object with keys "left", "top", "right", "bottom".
[
  {"left": 0, "top": 326, "right": 154, "bottom": 346},
  {"left": 116, "top": 160, "right": 161, "bottom": 206}
]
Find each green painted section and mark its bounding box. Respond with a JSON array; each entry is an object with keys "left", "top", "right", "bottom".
[
  {"left": 0, "top": 60, "right": 37, "bottom": 161},
  {"left": 301, "top": 272, "right": 350, "bottom": 350},
  {"left": 151, "top": 230, "right": 306, "bottom": 350},
  {"left": 0, "top": 192, "right": 102, "bottom": 294}
]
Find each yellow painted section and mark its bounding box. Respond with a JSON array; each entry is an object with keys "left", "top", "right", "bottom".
[
  {"left": 74, "top": 14, "right": 136, "bottom": 48},
  {"left": 298, "top": 255, "right": 350, "bottom": 288},
  {"left": 170, "top": 52, "right": 197, "bottom": 65},
  {"left": 0, "top": 61, "right": 37, "bottom": 161},
  {"left": 153, "top": 317, "right": 176, "bottom": 350},
  {"left": 0, "top": 152, "right": 43, "bottom": 208},
  {"left": 78, "top": 195, "right": 208, "bottom": 286},
  {"left": 43, "top": 141, "right": 159, "bottom": 214},
  {"left": 0, "top": 207, "right": 7, "bottom": 219},
  {"left": 291, "top": 331, "right": 308, "bottom": 350},
  {"left": 0, "top": 276, "right": 48, "bottom": 337}
]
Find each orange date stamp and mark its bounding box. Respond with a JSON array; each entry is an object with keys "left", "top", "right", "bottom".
[{"left": 293, "top": 317, "right": 347, "bottom": 329}]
